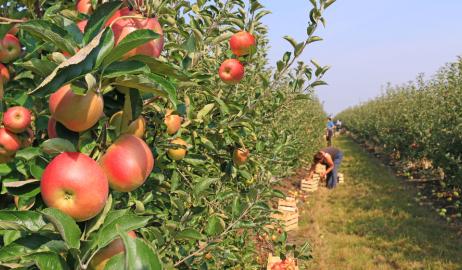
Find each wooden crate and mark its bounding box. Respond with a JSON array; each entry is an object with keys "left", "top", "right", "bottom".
[
  {"left": 270, "top": 197, "right": 299, "bottom": 232},
  {"left": 277, "top": 197, "right": 297, "bottom": 212},
  {"left": 338, "top": 173, "right": 344, "bottom": 184},
  {"left": 300, "top": 173, "right": 320, "bottom": 192},
  {"left": 266, "top": 253, "right": 299, "bottom": 270},
  {"left": 315, "top": 164, "right": 326, "bottom": 174}
]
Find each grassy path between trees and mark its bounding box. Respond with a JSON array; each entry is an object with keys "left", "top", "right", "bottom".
[{"left": 292, "top": 136, "right": 462, "bottom": 270}]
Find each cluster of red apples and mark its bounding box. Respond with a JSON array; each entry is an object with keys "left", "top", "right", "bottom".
[
  {"left": 0, "top": 106, "right": 33, "bottom": 163},
  {"left": 0, "top": 21, "right": 22, "bottom": 99},
  {"left": 5, "top": 0, "right": 251, "bottom": 228},
  {"left": 219, "top": 31, "right": 256, "bottom": 84}
]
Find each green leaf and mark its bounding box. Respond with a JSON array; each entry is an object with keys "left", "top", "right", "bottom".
[
  {"left": 3, "top": 179, "right": 40, "bottom": 196},
  {"left": 193, "top": 178, "right": 218, "bottom": 195},
  {"left": 41, "top": 208, "right": 81, "bottom": 250},
  {"left": 232, "top": 197, "right": 243, "bottom": 218},
  {"left": 15, "top": 147, "right": 41, "bottom": 161},
  {"left": 41, "top": 138, "right": 76, "bottom": 155},
  {"left": 102, "top": 29, "right": 160, "bottom": 67},
  {"left": 104, "top": 253, "right": 124, "bottom": 269},
  {"left": 175, "top": 228, "right": 204, "bottom": 241},
  {"left": 181, "top": 34, "right": 196, "bottom": 52},
  {"left": 205, "top": 215, "right": 225, "bottom": 236},
  {"left": 19, "top": 20, "right": 77, "bottom": 55},
  {"left": 16, "top": 59, "right": 58, "bottom": 77},
  {"left": 114, "top": 73, "right": 177, "bottom": 107},
  {"left": 307, "top": 36, "right": 323, "bottom": 44},
  {"left": 128, "top": 56, "right": 189, "bottom": 81},
  {"left": 0, "top": 163, "right": 12, "bottom": 176},
  {"left": 310, "top": 80, "right": 328, "bottom": 87},
  {"left": 196, "top": 103, "right": 215, "bottom": 120},
  {"left": 119, "top": 230, "right": 163, "bottom": 270},
  {"left": 29, "top": 28, "right": 109, "bottom": 96},
  {"left": 85, "top": 195, "right": 113, "bottom": 238},
  {"left": 29, "top": 252, "right": 70, "bottom": 270},
  {"left": 0, "top": 211, "right": 46, "bottom": 232},
  {"left": 283, "top": 35, "right": 298, "bottom": 49},
  {"left": 96, "top": 214, "right": 150, "bottom": 248},
  {"left": 0, "top": 235, "right": 63, "bottom": 263},
  {"left": 104, "top": 61, "right": 150, "bottom": 78},
  {"left": 83, "top": 1, "right": 122, "bottom": 44}
]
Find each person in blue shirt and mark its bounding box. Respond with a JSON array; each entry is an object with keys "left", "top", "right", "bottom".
[{"left": 326, "top": 117, "right": 335, "bottom": 146}]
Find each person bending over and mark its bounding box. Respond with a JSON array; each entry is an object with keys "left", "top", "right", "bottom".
[{"left": 308, "top": 147, "right": 343, "bottom": 189}]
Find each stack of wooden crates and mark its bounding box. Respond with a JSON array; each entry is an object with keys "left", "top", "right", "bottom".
[
  {"left": 270, "top": 197, "right": 298, "bottom": 232},
  {"left": 300, "top": 164, "right": 326, "bottom": 192}
]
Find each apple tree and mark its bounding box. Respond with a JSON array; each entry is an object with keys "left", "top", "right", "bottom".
[{"left": 0, "top": 0, "right": 333, "bottom": 269}]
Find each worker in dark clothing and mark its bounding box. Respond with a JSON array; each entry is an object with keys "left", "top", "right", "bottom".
[{"left": 308, "top": 147, "right": 343, "bottom": 189}]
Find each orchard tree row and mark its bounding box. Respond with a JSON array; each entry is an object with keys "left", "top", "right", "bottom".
[
  {"left": 0, "top": 0, "right": 332, "bottom": 269},
  {"left": 337, "top": 59, "right": 462, "bottom": 221}
]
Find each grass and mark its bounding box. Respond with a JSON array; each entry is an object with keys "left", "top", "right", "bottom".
[{"left": 292, "top": 136, "right": 462, "bottom": 270}]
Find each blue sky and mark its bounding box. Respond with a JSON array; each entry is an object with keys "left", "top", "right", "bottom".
[{"left": 260, "top": 0, "right": 462, "bottom": 115}]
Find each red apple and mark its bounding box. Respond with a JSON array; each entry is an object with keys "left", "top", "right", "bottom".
[
  {"left": 0, "top": 34, "right": 21, "bottom": 63},
  {"left": 2, "top": 106, "right": 32, "bottom": 133},
  {"left": 111, "top": 8, "right": 164, "bottom": 58},
  {"left": 0, "top": 128, "right": 21, "bottom": 155},
  {"left": 99, "top": 135, "right": 154, "bottom": 192},
  {"left": 219, "top": 59, "right": 244, "bottom": 85},
  {"left": 76, "top": 0, "right": 93, "bottom": 15},
  {"left": 0, "top": 63, "right": 10, "bottom": 82},
  {"left": 89, "top": 231, "right": 137, "bottom": 270},
  {"left": 164, "top": 111, "right": 183, "bottom": 135},
  {"left": 49, "top": 84, "right": 104, "bottom": 132},
  {"left": 76, "top": 20, "right": 88, "bottom": 33},
  {"left": 229, "top": 31, "right": 256, "bottom": 56},
  {"left": 233, "top": 148, "right": 249, "bottom": 166},
  {"left": 41, "top": 152, "right": 109, "bottom": 221},
  {"left": 105, "top": 7, "right": 131, "bottom": 27},
  {"left": 47, "top": 117, "right": 58, "bottom": 138},
  {"left": 167, "top": 138, "right": 187, "bottom": 161}
]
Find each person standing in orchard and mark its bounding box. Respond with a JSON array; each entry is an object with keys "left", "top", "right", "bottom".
[
  {"left": 308, "top": 147, "right": 343, "bottom": 189},
  {"left": 326, "top": 117, "right": 335, "bottom": 146}
]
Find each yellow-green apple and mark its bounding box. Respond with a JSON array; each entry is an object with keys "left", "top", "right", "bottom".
[
  {"left": 0, "top": 34, "right": 21, "bottom": 63},
  {"left": 76, "top": 0, "right": 93, "bottom": 15},
  {"left": 89, "top": 231, "right": 137, "bottom": 270},
  {"left": 111, "top": 8, "right": 164, "bottom": 58},
  {"left": 109, "top": 111, "right": 146, "bottom": 138},
  {"left": 40, "top": 152, "right": 108, "bottom": 221},
  {"left": 76, "top": 20, "right": 88, "bottom": 33},
  {"left": 218, "top": 59, "right": 244, "bottom": 85},
  {"left": 99, "top": 135, "right": 154, "bottom": 192},
  {"left": 0, "top": 63, "right": 9, "bottom": 82},
  {"left": 164, "top": 111, "right": 183, "bottom": 135},
  {"left": 47, "top": 117, "right": 58, "bottom": 138},
  {"left": 2, "top": 106, "right": 32, "bottom": 133},
  {"left": 49, "top": 84, "right": 104, "bottom": 132},
  {"left": 229, "top": 31, "right": 256, "bottom": 56},
  {"left": 167, "top": 138, "right": 187, "bottom": 160},
  {"left": 233, "top": 148, "right": 249, "bottom": 166},
  {"left": 0, "top": 128, "right": 21, "bottom": 155}
]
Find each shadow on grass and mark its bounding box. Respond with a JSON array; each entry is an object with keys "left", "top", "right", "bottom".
[{"left": 334, "top": 136, "right": 462, "bottom": 269}]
